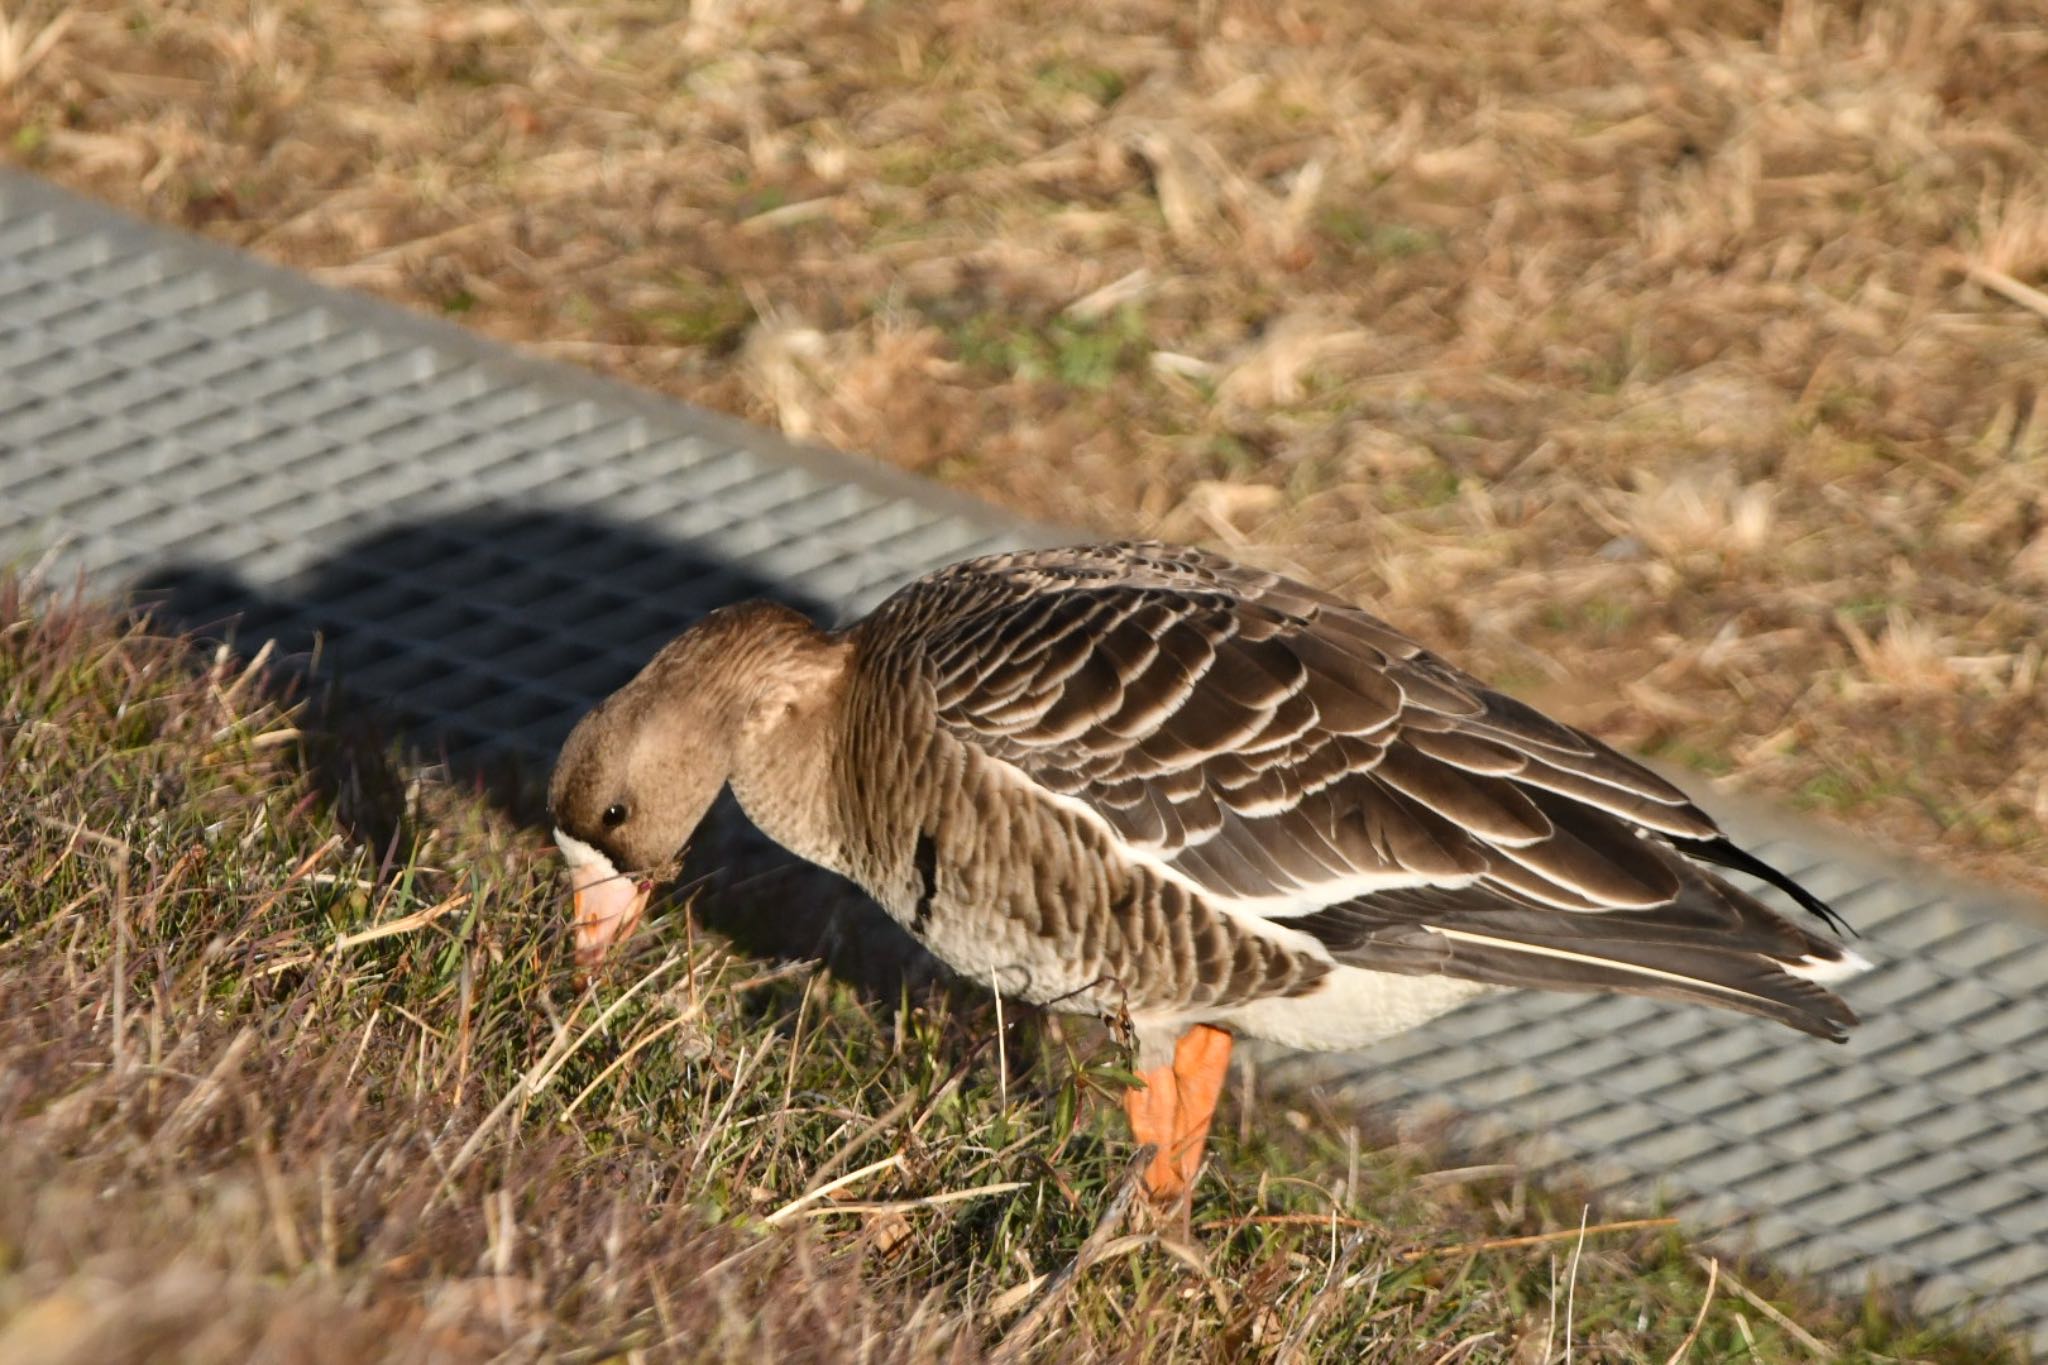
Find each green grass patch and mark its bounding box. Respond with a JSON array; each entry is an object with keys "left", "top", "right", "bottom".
[
  {"left": 1315, "top": 207, "right": 1444, "bottom": 259},
  {"left": 948, "top": 306, "right": 1152, "bottom": 391},
  {"left": 643, "top": 275, "right": 756, "bottom": 350},
  {"left": 1032, "top": 59, "right": 1127, "bottom": 109}
]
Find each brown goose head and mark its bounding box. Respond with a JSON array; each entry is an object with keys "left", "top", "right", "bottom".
[{"left": 547, "top": 599, "right": 839, "bottom": 971}]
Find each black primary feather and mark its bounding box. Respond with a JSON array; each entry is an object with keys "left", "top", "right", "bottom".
[{"left": 1680, "top": 836, "right": 1856, "bottom": 938}]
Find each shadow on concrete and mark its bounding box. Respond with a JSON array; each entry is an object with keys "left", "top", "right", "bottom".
[{"left": 134, "top": 505, "right": 944, "bottom": 999}]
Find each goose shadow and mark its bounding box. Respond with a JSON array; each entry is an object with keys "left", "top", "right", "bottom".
[{"left": 133, "top": 506, "right": 945, "bottom": 999}]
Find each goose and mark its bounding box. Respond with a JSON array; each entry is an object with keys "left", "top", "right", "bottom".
[{"left": 548, "top": 541, "right": 1865, "bottom": 1201}]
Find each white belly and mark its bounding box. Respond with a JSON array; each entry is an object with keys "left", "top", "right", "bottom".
[{"left": 1217, "top": 966, "right": 1495, "bottom": 1052}]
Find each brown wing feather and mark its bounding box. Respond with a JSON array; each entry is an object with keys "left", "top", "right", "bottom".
[
  {"left": 864, "top": 541, "right": 1857, "bottom": 1032},
  {"left": 888, "top": 542, "right": 1720, "bottom": 903}
]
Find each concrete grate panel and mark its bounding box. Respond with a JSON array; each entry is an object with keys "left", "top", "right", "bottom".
[{"left": 2, "top": 170, "right": 2045, "bottom": 1348}]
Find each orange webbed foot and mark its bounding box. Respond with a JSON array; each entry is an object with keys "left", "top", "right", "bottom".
[{"left": 1121, "top": 1023, "right": 1234, "bottom": 1204}]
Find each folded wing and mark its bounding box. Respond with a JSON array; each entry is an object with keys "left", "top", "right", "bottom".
[{"left": 884, "top": 542, "right": 1859, "bottom": 1038}]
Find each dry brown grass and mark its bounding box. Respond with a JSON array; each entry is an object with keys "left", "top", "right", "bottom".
[{"left": 3, "top": 0, "right": 2046, "bottom": 894}]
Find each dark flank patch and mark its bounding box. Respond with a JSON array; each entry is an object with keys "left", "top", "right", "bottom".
[{"left": 912, "top": 829, "right": 938, "bottom": 933}]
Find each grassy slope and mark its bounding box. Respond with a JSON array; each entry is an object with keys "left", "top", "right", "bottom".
[
  {"left": 0, "top": 599, "right": 2026, "bottom": 1360},
  {"left": 1, "top": 0, "right": 2045, "bottom": 899}
]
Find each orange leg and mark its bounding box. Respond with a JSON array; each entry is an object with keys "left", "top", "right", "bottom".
[{"left": 1121, "top": 1024, "right": 1234, "bottom": 1203}]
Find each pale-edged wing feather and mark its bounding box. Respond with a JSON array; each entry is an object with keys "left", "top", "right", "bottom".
[
  {"left": 1288, "top": 810, "right": 1858, "bottom": 1038},
  {"left": 872, "top": 542, "right": 1857, "bottom": 1036}
]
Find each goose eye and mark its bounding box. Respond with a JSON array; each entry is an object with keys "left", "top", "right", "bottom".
[{"left": 602, "top": 803, "right": 629, "bottom": 829}]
